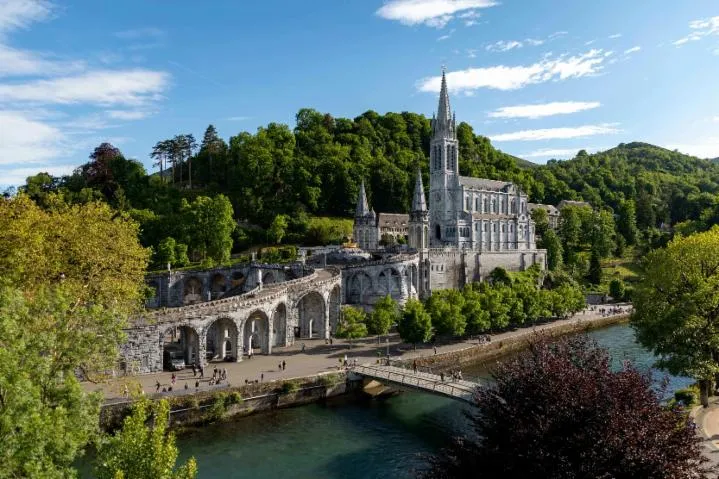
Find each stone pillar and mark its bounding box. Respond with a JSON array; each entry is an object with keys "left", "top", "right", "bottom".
[
  {"left": 256, "top": 268, "right": 263, "bottom": 292},
  {"left": 198, "top": 328, "right": 207, "bottom": 368},
  {"left": 323, "top": 301, "right": 330, "bottom": 340},
  {"left": 267, "top": 315, "right": 273, "bottom": 355}
]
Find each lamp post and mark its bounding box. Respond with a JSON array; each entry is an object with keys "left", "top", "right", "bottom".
[{"left": 386, "top": 337, "right": 390, "bottom": 359}]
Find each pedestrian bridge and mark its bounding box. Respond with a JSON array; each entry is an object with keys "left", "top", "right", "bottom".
[{"left": 351, "top": 364, "right": 479, "bottom": 404}]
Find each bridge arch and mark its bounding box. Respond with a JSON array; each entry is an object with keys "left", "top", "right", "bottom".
[
  {"left": 378, "top": 267, "right": 402, "bottom": 300},
  {"left": 296, "top": 291, "right": 326, "bottom": 339},
  {"left": 183, "top": 276, "right": 204, "bottom": 305},
  {"left": 160, "top": 324, "right": 200, "bottom": 370},
  {"left": 210, "top": 273, "right": 227, "bottom": 300},
  {"left": 272, "top": 303, "right": 288, "bottom": 348},
  {"left": 205, "top": 317, "right": 239, "bottom": 362},
  {"left": 347, "top": 272, "right": 372, "bottom": 305},
  {"left": 262, "top": 271, "right": 277, "bottom": 285},
  {"left": 244, "top": 309, "right": 271, "bottom": 355}
]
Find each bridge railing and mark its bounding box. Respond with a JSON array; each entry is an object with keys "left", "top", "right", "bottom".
[{"left": 353, "top": 364, "right": 476, "bottom": 400}]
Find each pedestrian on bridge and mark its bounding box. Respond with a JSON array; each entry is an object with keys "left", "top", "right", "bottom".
[{"left": 413, "top": 360, "right": 418, "bottom": 373}]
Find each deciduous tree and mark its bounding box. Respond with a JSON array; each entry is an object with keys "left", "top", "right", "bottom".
[{"left": 398, "top": 299, "right": 432, "bottom": 349}]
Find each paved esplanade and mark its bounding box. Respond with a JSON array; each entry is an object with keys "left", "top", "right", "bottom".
[{"left": 90, "top": 305, "right": 630, "bottom": 400}]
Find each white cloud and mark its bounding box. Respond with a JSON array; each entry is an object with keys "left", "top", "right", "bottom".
[
  {"left": 106, "top": 109, "right": 151, "bottom": 120},
  {"left": 521, "top": 147, "right": 601, "bottom": 159},
  {"left": 489, "top": 123, "right": 620, "bottom": 142},
  {"left": 375, "top": 0, "right": 496, "bottom": 28},
  {"left": 609, "top": 33, "right": 622, "bottom": 39},
  {"left": 0, "top": 69, "right": 170, "bottom": 106},
  {"left": 584, "top": 39, "right": 596, "bottom": 46},
  {"left": 624, "top": 46, "right": 641, "bottom": 54},
  {"left": 226, "top": 116, "right": 250, "bottom": 121},
  {"left": 488, "top": 101, "right": 601, "bottom": 119},
  {"left": 417, "top": 49, "right": 610, "bottom": 93},
  {"left": 665, "top": 139, "right": 719, "bottom": 159},
  {"left": 525, "top": 38, "right": 544, "bottom": 46},
  {"left": 674, "top": 16, "right": 719, "bottom": 46},
  {"left": 548, "top": 31, "right": 568, "bottom": 39},
  {"left": 0, "top": 0, "right": 52, "bottom": 36},
  {"left": 437, "top": 28, "right": 455, "bottom": 41},
  {"left": 0, "top": 43, "right": 84, "bottom": 77},
  {"left": 0, "top": 110, "right": 65, "bottom": 165},
  {"left": 486, "top": 40, "right": 523, "bottom": 52}
]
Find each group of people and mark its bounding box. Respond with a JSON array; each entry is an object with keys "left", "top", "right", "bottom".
[
  {"left": 278, "top": 360, "right": 287, "bottom": 371},
  {"left": 588, "top": 305, "right": 632, "bottom": 317},
  {"left": 439, "top": 369, "right": 463, "bottom": 382}
]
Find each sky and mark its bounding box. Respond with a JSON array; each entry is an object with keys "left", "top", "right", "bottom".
[{"left": 1, "top": 0, "right": 719, "bottom": 187}]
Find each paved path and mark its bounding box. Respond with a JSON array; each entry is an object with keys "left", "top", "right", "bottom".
[
  {"left": 86, "top": 304, "right": 631, "bottom": 401},
  {"left": 353, "top": 364, "right": 478, "bottom": 403},
  {"left": 692, "top": 398, "right": 719, "bottom": 468}
]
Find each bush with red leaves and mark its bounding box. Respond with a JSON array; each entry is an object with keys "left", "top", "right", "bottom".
[{"left": 426, "top": 334, "right": 711, "bottom": 479}]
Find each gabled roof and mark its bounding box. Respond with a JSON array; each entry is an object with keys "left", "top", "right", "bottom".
[
  {"left": 528, "top": 203, "right": 560, "bottom": 215},
  {"left": 377, "top": 213, "right": 409, "bottom": 228},
  {"left": 459, "top": 176, "right": 513, "bottom": 191}
]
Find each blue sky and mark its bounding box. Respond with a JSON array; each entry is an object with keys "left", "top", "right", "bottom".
[{"left": 1, "top": 0, "right": 719, "bottom": 187}]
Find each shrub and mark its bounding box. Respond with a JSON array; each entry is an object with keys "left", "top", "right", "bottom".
[
  {"left": 609, "top": 279, "right": 625, "bottom": 301},
  {"left": 207, "top": 394, "right": 227, "bottom": 421},
  {"left": 281, "top": 381, "right": 300, "bottom": 394},
  {"left": 228, "top": 392, "right": 243, "bottom": 405},
  {"left": 674, "top": 386, "right": 699, "bottom": 407}
]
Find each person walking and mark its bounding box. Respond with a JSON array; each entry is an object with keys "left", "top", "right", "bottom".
[
  {"left": 261, "top": 373, "right": 264, "bottom": 382},
  {"left": 171, "top": 373, "right": 176, "bottom": 385},
  {"left": 199, "top": 365, "right": 204, "bottom": 379},
  {"left": 282, "top": 360, "right": 286, "bottom": 371},
  {"left": 195, "top": 380, "right": 199, "bottom": 391},
  {"left": 413, "top": 360, "right": 418, "bottom": 373},
  {"left": 433, "top": 346, "right": 437, "bottom": 355},
  {"left": 155, "top": 380, "right": 161, "bottom": 393},
  {"left": 191, "top": 364, "right": 196, "bottom": 377}
]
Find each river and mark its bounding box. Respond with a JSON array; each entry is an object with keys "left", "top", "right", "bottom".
[{"left": 152, "top": 323, "right": 690, "bottom": 479}]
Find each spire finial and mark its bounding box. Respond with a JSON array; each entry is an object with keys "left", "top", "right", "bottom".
[
  {"left": 355, "top": 180, "right": 370, "bottom": 217},
  {"left": 411, "top": 167, "right": 427, "bottom": 213}
]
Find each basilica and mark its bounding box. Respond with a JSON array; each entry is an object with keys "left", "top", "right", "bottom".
[{"left": 352, "top": 70, "right": 546, "bottom": 298}]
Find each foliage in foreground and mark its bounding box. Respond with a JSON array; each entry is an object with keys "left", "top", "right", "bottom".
[
  {"left": 632, "top": 226, "right": 719, "bottom": 406},
  {"left": 426, "top": 335, "right": 709, "bottom": 479},
  {"left": 96, "top": 399, "right": 197, "bottom": 479}
]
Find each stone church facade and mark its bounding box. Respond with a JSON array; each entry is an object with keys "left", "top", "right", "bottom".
[{"left": 352, "top": 70, "right": 546, "bottom": 300}]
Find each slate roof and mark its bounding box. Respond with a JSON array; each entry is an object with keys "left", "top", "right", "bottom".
[
  {"left": 378, "top": 213, "right": 409, "bottom": 228},
  {"left": 459, "top": 176, "right": 512, "bottom": 191},
  {"left": 528, "top": 203, "right": 560, "bottom": 216}
]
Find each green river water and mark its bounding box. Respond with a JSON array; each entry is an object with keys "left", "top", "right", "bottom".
[{"left": 80, "top": 323, "right": 693, "bottom": 478}]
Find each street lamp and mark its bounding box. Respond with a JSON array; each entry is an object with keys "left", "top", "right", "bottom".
[{"left": 386, "top": 337, "right": 390, "bottom": 359}]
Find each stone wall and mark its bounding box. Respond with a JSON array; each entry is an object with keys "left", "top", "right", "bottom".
[{"left": 119, "top": 324, "right": 161, "bottom": 374}]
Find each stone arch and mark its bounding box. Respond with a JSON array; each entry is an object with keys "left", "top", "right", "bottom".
[
  {"left": 347, "top": 272, "right": 372, "bottom": 304},
  {"left": 262, "top": 271, "right": 277, "bottom": 285},
  {"left": 329, "top": 285, "right": 341, "bottom": 335},
  {"left": 297, "top": 291, "right": 326, "bottom": 339},
  {"left": 183, "top": 276, "right": 204, "bottom": 305},
  {"left": 378, "top": 268, "right": 402, "bottom": 300},
  {"left": 160, "top": 325, "right": 200, "bottom": 370},
  {"left": 272, "top": 303, "right": 288, "bottom": 348},
  {"left": 244, "top": 309, "right": 271, "bottom": 355},
  {"left": 210, "top": 273, "right": 227, "bottom": 300},
  {"left": 205, "top": 317, "right": 239, "bottom": 362},
  {"left": 231, "top": 271, "right": 246, "bottom": 289}
]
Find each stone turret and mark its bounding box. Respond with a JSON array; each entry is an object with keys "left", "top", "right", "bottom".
[
  {"left": 353, "top": 180, "right": 378, "bottom": 250},
  {"left": 409, "top": 168, "right": 430, "bottom": 299},
  {"left": 431, "top": 68, "right": 456, "bottom": 141}
]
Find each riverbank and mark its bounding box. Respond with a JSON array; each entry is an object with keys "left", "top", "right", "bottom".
[{"left": 96, "top": 305, "right": 631, "bottom": 431}]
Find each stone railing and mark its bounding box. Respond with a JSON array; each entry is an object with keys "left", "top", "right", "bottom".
[
  {"left": 341, "top": 253, "right": 419, "bottom": 270},
  {"left": 137, "top": 266, "right": 341, "bottom": 324}
]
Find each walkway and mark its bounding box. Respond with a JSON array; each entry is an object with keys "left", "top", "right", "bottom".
[
  {"left": 352, "top": 364, "right": 478, "bottom": 403},
  {"left": 88, "top": 304, "right": 631, "bottom": 401},
  {"left": 692, "top": 398, "right": 719, "bottom": 468}
]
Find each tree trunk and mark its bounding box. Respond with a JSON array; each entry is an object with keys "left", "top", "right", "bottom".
[{"left": 700, "top": 378, "right": 711, "bottom": 407}]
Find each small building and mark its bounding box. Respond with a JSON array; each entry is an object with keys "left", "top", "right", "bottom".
[{"left": 528, "top": 203, "right": 560, "bottom": 229}]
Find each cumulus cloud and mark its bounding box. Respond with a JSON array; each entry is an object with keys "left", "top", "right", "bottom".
[
  {"left": 520, "top": 147, "right": 604, "bottom": 159},
  {"left": 375, "top": 0, "right": 496, "bottom": 28},
  {"left": 624, "top": 46, "right": 641, "bottom": 54},
  {"left": 0, "top": 0, "right": 52, "bottom": 36},
  {"left": 0, "top": 43, "right": 84, "bottom": 77},
  {"left": 674, "top": 16, "right": 719, "bottom": 46},
  {"left": 665, "top": 139, "right": 719, "bottom": 159},
  {"left": 0, "top": 110, "right": 65, "bottom": 165},
  {"left": 0, "top": 69, "right": 170, "bottom": 106},
  {"left": 488, "top": 101, "right": 601, "bottom": 119},
  {"left": 489, "top": 123, "right": 620, "bottom": 142},
  {"left": 486, "top": 40, "right": 523, "bottom": 52},
  {"left": 417, "top": 50, "right": 610, "bottom": 93}
]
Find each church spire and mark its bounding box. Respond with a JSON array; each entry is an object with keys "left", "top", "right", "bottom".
[
  {"left": 411, "top": 168, "right": 427, "bottom": 212},
  {"left": 437, "top": 67, "right": 451, "bottom": 126},
  {"left": 355, "top": 180, "right": 370, "bottom": 217}
]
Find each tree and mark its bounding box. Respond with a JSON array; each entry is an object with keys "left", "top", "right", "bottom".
[
  {"left": 398, "top": 299, "right": 432, "bottom": 349},
  {"left": 335, "top": 306, "right": 368, "bottom": 348},
  {"left": 366, "top": 295, "right": 398, "bottom": 342},
  {"left": 609, "top": 278, "right": 625, "bottom": 300},
  {"left": 96, "top": 398, "right": 197, "bottom": 479},
  {"left": 530, "top": 207, "right": 549, "bottom": 238},
  {"left": 590, "top": 210, "right": 616, "bottom": 258},
  {"left": 0, "top": 195, "right": 149, "bottom": 476},
  {"left": 488, "top": 267, "right": 511, "bottom": 286},
  {"left": 156, "top": 237, "right": 177, "bottom": 267},
  {"left": 426, "top": 289, "right": 466, "bottom": 337},
  {"left": 632, "top": 227, "right": 719, "bottom": 406},
  {"left": 268, "top": 214, "right": 289, "bottom": 244},
  {"left": 617, "top": 199, "right": 638, "bottom": 245},
  {"left": 175, "top": 242, "right": 189, "bottom": 267},
  {"left": 539, "top": 229, "right": 563, "bottom": 271},
  {"left": 461, "top": 286, "right": 490, "bottom": 335},
  {"left": 587, "top": 249, "right": 603, "bottom": 285},
  {"left": 180, "top": 195, "right": 235, "bottom": 263},
  {"left": 426, "top": 335, "right": 709, "bottom": 478}
]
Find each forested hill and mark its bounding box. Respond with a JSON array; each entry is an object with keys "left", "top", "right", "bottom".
[{"left": 16, "top": 109, "right": 719, "bottom": 256}]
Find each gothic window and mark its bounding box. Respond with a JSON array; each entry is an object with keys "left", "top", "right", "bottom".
[
  {"left": 511, "top": 198, "right": 517, "bottom": 214},
  {"left": 502, "top": 224, "right": 506, "bottom": 233},
  {"left": 483, "top": 223, "right": 488, "bottom": 232},
  {"left": 475, "top": 197, "right": 479, "bottom": 211},
  {"left": 493, "top": 223, "right": 497, "bottom": 233},
  {"left": 483, "top": 197, "right": 489, "bottom": 213},
  {"left": 521, "top": 201, "right": 526, "bottom": 214},
  {"left": 465, "top": 196, "right": 470, "bottom": 210}
]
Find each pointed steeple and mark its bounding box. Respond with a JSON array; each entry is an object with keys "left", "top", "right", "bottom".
[
  {"left": 411, "top": 169, "right": 427, "bottom": 212},
  {"left": 355, "top": 180, "right": 370, "bottom": 217},
  {"left": 437, "top": 67, "right": 451, "bottom": 126}
]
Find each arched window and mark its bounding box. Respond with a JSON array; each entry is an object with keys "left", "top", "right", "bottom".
[
  {"left": 483, "top": 198, "right": 489, "bottom": 213},
  {"left": 511, "top": 198, "right": 517, "bottom": 214}
]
